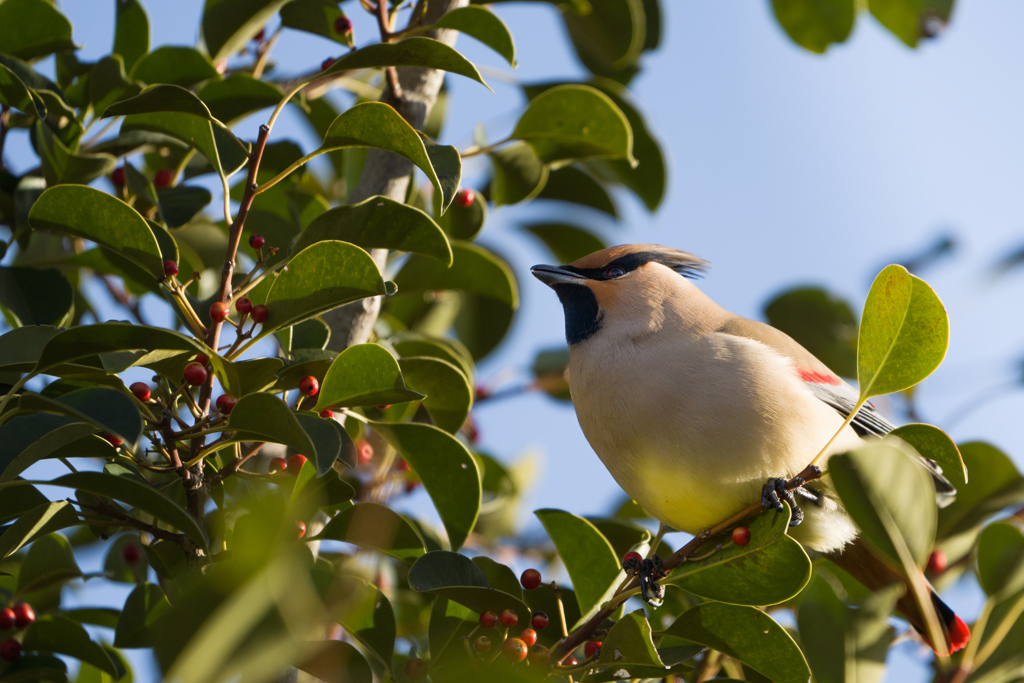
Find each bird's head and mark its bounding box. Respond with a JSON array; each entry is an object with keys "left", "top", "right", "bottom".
[{"left": 531, "top": 244, "right": 710, "bottom": 345}]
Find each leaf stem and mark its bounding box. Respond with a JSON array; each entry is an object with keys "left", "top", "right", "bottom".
[
  {"left": 254, "top": 150, "right": 322, "bottom": 196},
  {"left": 459, "top": 136, "right": 512, "bottom": 158},
  {"left": 971, "top": 591, "right": 1024, "bottom": 670}
]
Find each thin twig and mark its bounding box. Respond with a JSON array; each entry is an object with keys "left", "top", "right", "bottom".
[
  {"left": 207, "top": 442, "right": 267, "bottom": 487},
  {"left": 0, "top": 105, "right": 10, "bottom": 169},
  {"left": 72, "top": 498, "right": 187, "bottom": 546}
]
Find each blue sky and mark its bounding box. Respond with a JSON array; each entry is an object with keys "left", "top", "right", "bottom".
[{"left": 6, "top": 1, "right": 1024, "bottom": 680}]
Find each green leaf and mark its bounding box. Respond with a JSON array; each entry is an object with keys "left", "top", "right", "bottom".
[
  {"left": 522, "top": 223, "right": 607, "bottom": 264},
  {"left": 534, "top": 508, "right": 622, "bottom": 623},
  {"left": 394, "top": 241, "right": 518, "bottom": 308},
  {"left": 313, "top": 502, "right": 426, "bottom": 563},
  {"left": 408, "top": 550, "right": 532, "bottom": 616},
  {"left": 938, "top": 442, "right": 1024, "bottom": 541},
  {"left": 664, "top": 504, "right": 812, "bottom": 605},
  {"left": 764, "top": 286, "right": 857, "bottom": 378},
  {"left": 454, "top": 293, "right": 516, "bottom": 361},
  {"left": 869, "top": 0, "right": 952, "bottom": 48},
  {"left": 22, "top": 614, "right": 119, "bottom": 676},
  {"left": 588, "top": 517, "right": 652, "bottom": 560},
  {"left": 28, "top": 185, "right": 164, "bottom": 278},
  {"left": 292, "top": 195, "right": 452, "bottom": 266},
  {"left": 436, "top": 185, "right": 487, "bottom": 240},
  {"left": 18, "top": 387, "right": 142, "bottom": 446},
  {"left": 294, "top": 641, "right": 372, "bottom": 683},
  {"left": 203, "top": 0, "right": 291, "bottom": 63},
  {"left": 227, "top": 393, "right": 316, "bottom": 456},
  {"left": 513, "top": 84, "right": 635, "bottom": 165},
  {"left": 597, "top": 609, "right": 664, "bottom": 667},
  {"left": 256, "top": 241, "right": 386, "bottom": 339},
  {"left": 64, "top": 608, "right": 122, "bottom": 629},
  {"left": 295, "top": 413, "right": 341, "bottom": 475},
  {"left": 0, "top": 501, "right": 79, "bottom": 561},
  {"left": 536, "top": 165, "right": 617, "bottom": 217},
  {"left": 562, "top": 0, "right": 644, "bottom": 82},
  {"left": 0, "top": 325, "right": 61, "bottom": 372},
  {"left": 976, "top": 522, "right": 1024, "bottom": 599},
  {"left": 1, "top": 418, "right": 106, "bottom": 482},
  {"left": 157, "top": 185, "right": 213, "bottom": 228},
  {"left": 0, "top": 62, "right": 45, "bottom": 118},
  {"left": 472, "top": 556, "right": 525, "bottom": 601},
  {"left": 34, "top": 122, "right": 118, "bottom": 187},
  {"left": 131, "top": 46, "right": 220, "bottom": 87},
  {"left": 317, "top": 102, "right": 462, "bottom": 213},
  {"left": 889, "top": 423, "right": 966, "bottom": 489},
  {"left": 399, "top": 357, "right": 473, "bottom": 434},
  {"left": 523, "top": 582, "right": 582, "bottom": 647},
  {"left": 88, "top": 55, "right": 140, "bottom": 118},
  {"left": 114, "top": 582, "right": 171, "bottom": 648},
  {"left": 41, "top": 472, "right": 209, "bottom": 549},
  {"left": 104, "top": 534, "right": 150, "bottom": 583},
  {"left": 830, "top": 442, "right": 936, "bottom": 569},
  {"left": 372, "top": 422, "right": 481, "bottom": 551},
  {"left": 0, "top": 266, "right": 73, "bottom": 326},
  {"left": 0, "top": 0, "right": 75, "bottom": 60},
  {"left": 280, "top": 1, "right": 355, "bottom": 47},
  {"left": 857, "top": 265, "right": 948, "bottom": 399},
  {"left": 198, "top": 73, "right": 284, "bottom": 124},
  {"left": 321, "top": 37, "right": 489, "bottom": 89},
  {"left": 313, "top": 343, "right": 424, "bottom": 410},
  {"left": 428, "top": 6, "right": 517, "bottom": 67},
  {"left": 663, "top": 602, "right": 809, "bottom": 683},
  {"left": 331, "top": 577, "right": 396, "bottom": 671},
  {"left": 15, "top": 532, "right": 81, "bottom": 595},
  {"left": 234, "top": 357, "right": 284, "bottom": 396},
  {"left": 391, "top": 333, "right": 475, "bottom": 384},
  {"left": 771, "top": 0, "right": 855, "bottom": 53},
  {"left": 489, "top": 141, "right": 548, "bottom": 206},
  {"left": 114, "top": 0, "right": 150, "bottom": 73}
]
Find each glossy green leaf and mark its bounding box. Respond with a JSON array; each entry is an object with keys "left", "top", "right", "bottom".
[
  {"left": 857, "top": 265, "right": 948, "bottom": 400},
  {"left": 29, "top": 185, "right": 163, "bottom": 277},
  {"left": 0, "top": 417, "right": 106, "bottom": 483},
  {"left": 665, "top": 504, "right": 812, "bottom": 605},
  {"left": 115, "top": 582, "right": 171, "bottom": 648},
  {"left": 489, "top": 141, "right": 548, "bottom": 206},
  {"left": 0, "top": 501, "right": 79, "bottom": 561},
  {"left": 256, "top": 241, "right": 385, "bottom": 339},
  {"left": 18, "top": 531, "right": 81, "bottom": 599},
  {"left": 23, "top": 614, "right": 119, "bottom": 676},
  {"left": 88, "top": 55, "right": 139, "bottom": 118},
  {"left": 831, "top": 442, "right": 936, "bottom": 569},
  {"left": 292, "top": 195, "right": 452, "bottom": 266},
  {"left": 0, "top": 0, "right": 75, "bottom": 60},
  {"left": 0, "top": 63, "right": 45, "bottom": 118},
  {"left": 270, "top": 356, "right": 333, "bottom": 393},
  {"left": 132, "top": 46, "right": 220, "bottom": 87},
  {"left": 427, "top": 6, "right": 517, "bottom": 67},
  {"left": 321, "top": 37, "right": 488, "bottom": 88},
  {"left": 391, "top": 333, "right": 475, "bottom": 384},
  {"left": 372, "top": 421, "right": 481, "bottom": 551},
  {"left": 977, "top": 522, "right": 1024, "bottom": 598},
  {"left": 523, "top": 223, "right": 607, "bottom": 264},
  {"left": 103, "top": 534, "right": 149, "bottom": 584},
  {"left": 454, "top": 292, "right": 516, "bottom": 361},
  {"left": 114, "top": 0, "right": 150, "bottom": 72},
  {"left": 203, "top": 0, "right": 291, "bottom": 63},
  {"left": 513, "top": 84, "right": 635, "bottom": 165},
  {"left": 408, "top": 550, "right": 531, "bottom": 616},
  {"left": 764, "top": 286, "right": 858, "bottom": 378},
  {"left": 889, "top": 423, "right": 966, "bottom": 489},
  {"left": 664, "top": 602, "right": 809, "bottom": 683},
  {"left": 64, "top": 608, "right": 122, "bottom": 629},
  {"left": 0, "top": 266, "right": 73, "bottom": 326},
  {"left": 0, "top": 325, "right": 60, "bottom": 372},
  {"left": 332, "top": 577, "right": 396, "bottom": 670},
  {"left": 313, "top": 502, "right": 426, "bottom": 562},
  {"left": 869, "top": 0, "right": 951, "bottom": 48},
  {"left": 317, "top": 102, "right": 462, "bottom": 213},
  {"left": 395, "top": 241, "right": 518, "bottom": 308},
  {"left": 280, "top": 0, "right": 354, "bottom": 47},
  {"left": 157, "top": 185, "right": 213, "bottom": 228},
  {"left": 233, "top": 357, "right": 284, "bottom": 395},
  {"left": 295, "top": 413, "right": 341, "bottom": 475},
  {"left": 198, "top": 73, "right": 283, "bottom": 124},
  {"left": 294, "top": 641, "right": 372, "bottom": 683},
  {"left": 436, "top": 185, "right": 487, "bottom": 240},
  {"left": 588, "top": 516, "right": 652, "bottom": 560},
  {"left": 34, "top": 122, "right": 118, "bottom": 187},
  {"left": 18, "top": 387, "right": 142, "bottom": 446},
  {"left": 771, "top": 0, "right": 855, "bottom": 53},
  {"left": 950, "top": 585, "right": 1024, "bottom": 683},
  {"left": 562, "top": 0, "right": 644, "bottom": 82},
  {"left": 472, "top": 556, "right": 524, "bottom": 601},
  {"left": 597, "top": 609, "right": 664, "bottom": 667},
  {"left": 536, "top": 164, "right": 617, "bottom": 217},
  {"left": 399, "top": 356, "right": 473, "bottom": 433},
  {"left": 534, "top": 508, "right": 622, "bottom": 622},
  {"left": 314, "top": 344, "right": 423, "bottom": 409},
  {"left": 228, "top": 393, "right": 316, "bottom": 457},
  {"left": 938, "top": 442, "right": 1024, "bottom": 540}
]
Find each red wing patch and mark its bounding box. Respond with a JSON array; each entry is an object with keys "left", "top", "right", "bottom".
[{"left": 797, "top": 369, "right": 841, "bottom": 386}]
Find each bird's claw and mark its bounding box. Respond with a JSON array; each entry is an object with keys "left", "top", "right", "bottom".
[
  {"left": 762, "top": 477, "right": 805, "bottom": 527},
  {"left": 623, "top": 554, "right": 667, "bottom": 607}
]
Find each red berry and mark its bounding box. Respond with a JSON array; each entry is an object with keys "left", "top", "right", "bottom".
[
  {"left": 531, "top": 611, "right": 549, "bottom": 630},
  {"left": 319, "top": 409, "right": 335, "bottom": 419},
  {"left": 210, "top": 301, "right": 229, "bottom": 322},
  {"left": 927, "top": 549, "right": 948, "bottom": 574},
  {"left": 395, "top": 457, "right": 410, "bottom": 472},
  {"left": 12, "top": 604, "right": 34, "bottom": 628},
  {"left": 321, "top": 57, "right": 335, "bottom": 71},
  {"left": 528, "top": 644, "right": 550, "bottom": 666},
  {"left": 235, "top": 297, "right": 253, "bottom": 314},
  {"left": 404, "top": 480, "right": 420, "bottom": 494},
  {"left": 584, "top": 641, "right": 601, "bottom": 659},
  {"left": 404, "top": 657, "right": 427, "bottom": 680},
  {"left": 216, "top": 394, "right": 238, "bottom": 414},
  {"left": 154, "top": 169, "right": 173, "bottom": 188},
  {"left": 122, "top": 543, "right": 142, "bottom": 564},
  {"left": 254, "top": 27, "right": 266, "bottom": 41},
  {"left": 520, "top": 628, "right": 537, "bottom": 647},
  {"left": 356, "top": 439, "right": 373, "bottom": 465},
  {"left": 474, "top": 635, "right": 491, "bottom": 653},
  {"left": 563, "top": 654, "right": 578, "bottom": 667},
  {"left": 164, "top": 260, "right": 179, "bottom": 277},
  {"left": 111, "top": 167, "right": 126, "bottom": 187},
  {"left": 195, "top": 353, "right": 210, "bottom": 367},
  {"left": 298, "top": 376, "right": 319, "bottom": 396},
  {"left": 251, "top": 305, "right": 269, "bottom": 323},
  {"left": 475, "top": 386, "right": 490, "bottom": 400},
  {"left": 183, "top": 362, "right": 208, "bottom": 386},
  {"left": 334, "top": 16, "right": 352, "bottom": 33},
  {"left": 376, "top": 404, "right": 392, "bottom": 410},
  {"left": 297, "top": 520, "right": 306, "bottom": 538},
  {"left": 502, "top": 638, "right": 527, "bottom": 663},
  {"left": 623, "top": 551, "right": 642, "bottom": 565},
  {"left": 248, "top": 234, "right": 265, "bottom": 249},
  {"left": 0, "top": 608, "right": 14, "bottom": 630},
  {"left": 520, "top": 568, "right": 542, "bottom": 591},
  {"left": 499, "top": 608, "right": 518, "bottom": 627},
  {"left": 0, "top": 638, "right": 21, "bottom": 661},
  {"left": 456, "top": 188, "right": 475, "bottom": 208},
  {"left": 130, "top": 382, "right": 151, "bottom": 401},
  {"left": 269, "top": 457, "right": 288, "bottom": 474},
  {"left": 732, "top": 526, "right": 751, "bottom": 546},
  {"left": 287, "top": 454, "right": 307, "bottom": 476},
  {"left": 103, "top": 432, "right": 123, "bottom": 447},
  {"left": 479, "top": 611, "right": 498, "bottom": 629}
]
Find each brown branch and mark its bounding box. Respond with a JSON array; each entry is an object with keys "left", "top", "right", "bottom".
[
  {"left": 207, "top": 442, "right": 266, "bottom": 487},
  {"left": 73, "top": 498, "right": 187, "bottom": 546},
  {"left": 374, "top": 2, "right": 403, "bottom": 98}
]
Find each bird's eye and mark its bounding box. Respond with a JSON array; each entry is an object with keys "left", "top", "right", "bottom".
[{"left": 604, "top": 267, "right": 626, "bottom": 279}]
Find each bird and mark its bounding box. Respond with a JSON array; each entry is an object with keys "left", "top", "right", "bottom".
[{"left": 531, "top": 243, "right": 969, "bottom": 656}]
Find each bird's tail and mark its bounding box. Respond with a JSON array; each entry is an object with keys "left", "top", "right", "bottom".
[{"left": 828, "top": 539, "right": 970, "bottom": 656}]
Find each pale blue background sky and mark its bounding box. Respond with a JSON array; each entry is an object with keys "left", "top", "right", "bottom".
[{"left": 5, "top": 1, "right": 1024, "bottom": 680}]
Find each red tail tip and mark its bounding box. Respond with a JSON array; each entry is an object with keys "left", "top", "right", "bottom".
[{"left": 948, "top": 615, "right": 971, "bottom": 654}]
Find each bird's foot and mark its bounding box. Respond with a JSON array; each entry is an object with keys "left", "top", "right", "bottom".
[
  {"left": 623, "top": 554, "right": 667, "bottom": 607},
  {"left": 762, "top": 477, "right": 805, "bottom": 527}
]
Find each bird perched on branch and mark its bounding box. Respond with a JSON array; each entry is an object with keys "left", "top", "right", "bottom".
[{"left": 532, "top": 244, "right": 969, "bottom": 656}]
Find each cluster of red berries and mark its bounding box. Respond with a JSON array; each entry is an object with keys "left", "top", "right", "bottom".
[
  {"left": 270, "top": 453, "right": 308, "bottom": 477},
  {"left": 110, "top": 167, "right": 173, "bottom": 189},
  {"left": 1, "top": 602, "right": 36, "bottom": 661}
]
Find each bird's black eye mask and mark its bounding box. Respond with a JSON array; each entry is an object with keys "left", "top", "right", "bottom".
[{"left": 561, "top": 251, "right": 708, "bottom": 281}]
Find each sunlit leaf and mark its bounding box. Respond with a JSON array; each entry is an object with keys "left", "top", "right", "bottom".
[
  {"left": 0, "top": 0, "right": 75, "bottom": 60},
  {"left": 313, "top": 343, "right": 424, "bottom": 410},
  {"left": 313, "top": 502, "right": 426, "bottom": 563},
  {"left": 203, "top": 0, "right": 291, "bottom": 63},
  {"left": 771, "top": 0, "right": 855, "bottom": 53}
]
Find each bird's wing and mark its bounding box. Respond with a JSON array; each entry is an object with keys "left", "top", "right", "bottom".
[{"left": 717, "top": 315, "right": 956, "bottom": 505}]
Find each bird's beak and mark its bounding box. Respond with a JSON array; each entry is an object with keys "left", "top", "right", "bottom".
[{"left": 531, "top": 264, "right": 584, "bottom": 287}]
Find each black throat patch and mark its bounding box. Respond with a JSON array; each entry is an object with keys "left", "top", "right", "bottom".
[{"left": 553, "top": 283, "right": 602, "bottom": 345}]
